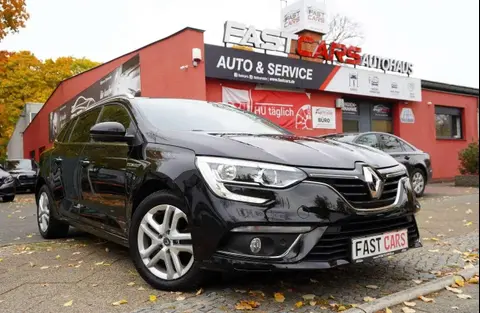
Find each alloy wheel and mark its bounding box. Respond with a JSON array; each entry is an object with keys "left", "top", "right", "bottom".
[
  {"left": 137, "top": 204, "right": 194, "bottom": 281},
  {"left": 412, "top": 172, "right": 425, "bottom": 195},
  {"left": 38, "top": 192, "right": 50, "bottom": 232}
]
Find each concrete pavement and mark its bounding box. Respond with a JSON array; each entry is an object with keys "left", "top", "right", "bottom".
[
  {"left": 0, "top": 185, "right": 478, "bottom": 313},
  {"left": 389, "top": 279, "right": 479, "bottom": 313}
]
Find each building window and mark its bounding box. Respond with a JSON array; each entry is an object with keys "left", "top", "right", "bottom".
[
  {"left": 30, "top": 112, "right": 37, "bottom": 122},
  {"left": 435, "top": 106, "right": 463, "bottom": 139}
]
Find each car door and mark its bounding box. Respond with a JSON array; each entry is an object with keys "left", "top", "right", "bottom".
[
  {"left": 377, "top": 133, "right": 414, "bottom": 173},
  {"left": 49, "top": 116, "right": 83, "bottom": 220},
  {"left": 62, "top": 107, "right": 103, "bottom": 220},
  {"left": 77, "top": 103, "right": 140, "bottom": 236}
]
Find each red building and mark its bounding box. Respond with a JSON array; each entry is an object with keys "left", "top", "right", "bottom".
[{"left": 23, "top": 26, "right": 479, "bottom": 181}]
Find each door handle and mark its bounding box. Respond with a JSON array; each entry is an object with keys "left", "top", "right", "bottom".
[
  {"left": 54, "top": 157, "right": 63, "bottom": 164},
  {"left": 404, "top": 156, "right": 410, "bottom": 160},
  {"left": 80, "top": 160, "right": 90, "bottom": 167}
]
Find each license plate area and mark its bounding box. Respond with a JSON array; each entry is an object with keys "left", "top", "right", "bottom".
[{"left": 351, "top": 229, "right": 408, "bottom": 263}]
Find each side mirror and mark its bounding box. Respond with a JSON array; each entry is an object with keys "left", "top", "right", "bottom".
[{"left": 90, "top": 122, "right": 133, "bottom": 143}]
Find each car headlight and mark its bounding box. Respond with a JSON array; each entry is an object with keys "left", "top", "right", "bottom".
[
  {"left": 4, "top": 175, "right": 14, "bottom": 184},
  {"left": 195, "top": 156, "right": 307, "bottom": 204}
]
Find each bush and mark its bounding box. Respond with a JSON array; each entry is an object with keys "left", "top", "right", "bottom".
[{"left": 458, "top": 141, "right": 479, "bottom": 175}]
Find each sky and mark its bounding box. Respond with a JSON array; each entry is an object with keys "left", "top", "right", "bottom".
[{"left": 1, "top": 0, "right": 479, "bottom": 88}]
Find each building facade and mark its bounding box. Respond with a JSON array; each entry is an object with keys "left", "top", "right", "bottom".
[
  {"left": 23, "top": 26, "right": 479, "bottom": 181},
  {"left": 7, "top": 102, "right": 43, "bottom": 159}
]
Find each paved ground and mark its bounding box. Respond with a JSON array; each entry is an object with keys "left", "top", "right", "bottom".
[
  {"left": 0, "top": 185, "right": 478, "bottom": 313},
  {"left": 390, "top": 278, "right": 479, "bottom": 313}
]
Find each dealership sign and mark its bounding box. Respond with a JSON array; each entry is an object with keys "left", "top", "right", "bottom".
[
  {"left": 223, "top": 21, "right": 414, "bottom": 75},
  {"left": 205, "top": 44, "right": 422, "bottom": 102},
  {"left": 281, "top": 0, "right": 328, "bottom": 34}
]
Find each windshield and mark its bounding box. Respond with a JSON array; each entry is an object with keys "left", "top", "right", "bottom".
[
  {"left": 4, "top": 159, "right": 34, "bottom": 171},
  {"left": 135, "top": 99, "right": 291, "bottom": 135},
  {"left": 324, "top": 134, "right": 358, "bottom": 143}
]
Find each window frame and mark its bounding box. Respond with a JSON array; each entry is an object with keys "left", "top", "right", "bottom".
[
  {"left": 435, "top": 106, "right": 464, "bottom": 140},
  {"left": 67, "top": 107, "right": 102, "bottom": 144}
]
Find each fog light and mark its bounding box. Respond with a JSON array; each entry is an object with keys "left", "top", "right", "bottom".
[{"left": 250, "top": 237, "right": 262, "bottom": 254}]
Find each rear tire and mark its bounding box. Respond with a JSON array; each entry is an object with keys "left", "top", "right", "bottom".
[
  {"left": 129, "top": 190, "right": 204, "bottom": 291},
  {"left": 410, "top": 169, "right": 426, "bottom": 198},
  {"left": 2, "top": 195, "right": 15, "bottom": 202},
  {"left": 37, "top": 185, "right": 70, "bottom": 239}
]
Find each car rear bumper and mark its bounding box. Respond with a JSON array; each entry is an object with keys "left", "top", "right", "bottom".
[{"left": 188, "top": 166, "right": 422, "bottom": 271}]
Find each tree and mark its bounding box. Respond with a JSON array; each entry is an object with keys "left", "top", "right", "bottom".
[
  {"left": 323, "top": 13, "right": 365, "bottom": 46},
  {"left": 0, "top": 52, "right": 99, "bottom": 158},
  {"left": 0, "top": 0, "right": 30, "bottom": 41}
]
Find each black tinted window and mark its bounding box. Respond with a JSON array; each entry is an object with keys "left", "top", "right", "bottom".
[
  {"left": 69, "top": 108, "right": 101, "bottom": 143},
  {"left": 379, "top": 134, "right": 404, "bottom": 153},
  {"left": 57, "top": 118, "right": 77, "bottom": 142},
  {"left": 356, "top": 134, "right": 380, "bottom": 149},
  {"left": 98, "top": 104, "right": 133, "bottom": 130}
]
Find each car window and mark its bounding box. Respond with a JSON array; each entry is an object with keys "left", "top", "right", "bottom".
[
  {"left": 400, "top": 140, "right": 415, "bottom": 152},
  {"left": 69, "top": 107, "right": 102, "bottom": 143},
  {"left": 57, "top": 118, "right": 77, "bottom": 142},
  {"left": 4, "top": 159, "right": 33, "bottom": 171},
  {"left": 379, "top": 134, "right": 404, "bottom": 153},
  {"left": 135, "top": 99, "right": 291, "bottom": 135},
  {"left": 356, "top": 134, "right": 380, "bottom": 149},
  {"left": 98, "top": 104, "right": 134, "bottom": 132}
]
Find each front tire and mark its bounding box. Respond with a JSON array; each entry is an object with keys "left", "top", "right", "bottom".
[
  {"left": 411, "top": 169, "right": 426, "bottom": 198},
  {"left": 129, "top": 190, "right": 203, "bottom": 291},
  {"left": 2, "top": 195, "right": 15, "bottom": 202},
  {"left": 37, "top": 185, "right": 70, "bottom": 239}
]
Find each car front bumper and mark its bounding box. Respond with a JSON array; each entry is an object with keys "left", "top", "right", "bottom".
[
  {"left": 188, "top": 166, "right": 422, "bottom": 272},
  {"left": 0, "top": 181, "right": 16, "bottom": 197}
]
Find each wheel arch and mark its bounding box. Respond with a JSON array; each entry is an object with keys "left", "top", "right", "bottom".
[
  {"left": 129, "top": 174, "right": 186, "bottom": 219},
  {"left": 413, "top": 163, "right": 428, "bottom": 183}
]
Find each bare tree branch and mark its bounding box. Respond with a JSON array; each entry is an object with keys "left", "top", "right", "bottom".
[{"left": 323, "top": 14, "right": 365, "bottom": 46}]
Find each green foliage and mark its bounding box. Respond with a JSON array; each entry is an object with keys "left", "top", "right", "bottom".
[{"left": 458, "top": 141, "right": 479, "bottom": 175}]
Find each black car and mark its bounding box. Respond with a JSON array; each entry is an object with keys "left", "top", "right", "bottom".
[
  {"left": 36, "top": 95, "right": 421, "bottom": 291},
  {"left": 3, "top": 159, "right": 38, "bottom": 192},
  {"left": 0, "top": 166, "right": 16, "bottom": 202},
  {"left": 320, "top": 132, "right": 433, "bottom": 197}
]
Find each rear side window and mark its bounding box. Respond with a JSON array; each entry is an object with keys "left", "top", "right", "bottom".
[
  {"left": 356, "top": 134, "right": 380, "bottom": 149},
  {"left": 69, "top": 108, "right": 102, "bottom": 143},
  {"left": 379, "top": 134, "right": 404, "bottom": 153}
]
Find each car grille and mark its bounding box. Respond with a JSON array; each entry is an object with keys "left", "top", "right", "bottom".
[
  {"left": 305, "top": 215, "right": 419, "bottom": 263},
  {"left": 309, "top": 173, "right": 406, "bottom": 209}
]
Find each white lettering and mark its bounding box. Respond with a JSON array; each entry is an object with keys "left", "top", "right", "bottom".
[{"left": 223, "top": 20, "right": 298, "bottom": 53}]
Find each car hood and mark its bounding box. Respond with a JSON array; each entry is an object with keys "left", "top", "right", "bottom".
[
  {"left": 8, "top": 169, "right": 36, "bottom": 176},
  {"left": 0, "top": 170, "right": 11, "bottom": 178},
  {"left": 147, "top": 131, "right": 399, "bottom": 170}
]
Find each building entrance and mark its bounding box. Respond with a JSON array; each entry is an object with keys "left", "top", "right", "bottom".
[{"left": 342, "top": 99, "right": 394, "bottom": 133}]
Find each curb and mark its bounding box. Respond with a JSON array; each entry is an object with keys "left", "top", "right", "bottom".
[{"left": 344, "top": 265, "right": 480, "bottom": 313}]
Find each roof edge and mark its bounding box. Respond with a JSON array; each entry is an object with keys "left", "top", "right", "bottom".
[
  {"left": 24, "top": 26, "right": 205, "bottom": 135},
  {"left": 421, "top": 80, "right": 479, "bottom": 97}
]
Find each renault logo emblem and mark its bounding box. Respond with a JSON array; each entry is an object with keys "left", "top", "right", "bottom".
[{"left": 363, "top": 167, "right": 384, "bottom": 199}]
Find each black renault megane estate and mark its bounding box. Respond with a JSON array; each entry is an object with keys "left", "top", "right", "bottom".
[{"left": 36, "top": 95, "right": 422, "bottom": 290}]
